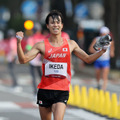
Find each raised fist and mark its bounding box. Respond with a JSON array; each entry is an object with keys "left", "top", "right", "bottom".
[{"left": 16, "top": 31, "right": 24, "bottom": 42}]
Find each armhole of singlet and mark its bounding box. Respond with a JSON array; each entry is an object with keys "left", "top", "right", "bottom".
[
  {"left": 64, "top": 38, "right": 71, "bottom": 54},
  {"left": 62, "top": 38, "right": 67, "bottom": 45}
]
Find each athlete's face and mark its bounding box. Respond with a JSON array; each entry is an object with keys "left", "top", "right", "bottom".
[{"left": 47, "top": 16, "right": 63, "bottom": 35}]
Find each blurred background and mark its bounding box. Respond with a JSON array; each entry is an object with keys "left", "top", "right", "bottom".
[
  {"left": 0, "top": 0, "right": 120, "bottom": 120},
  {"left": 0, "top": 0, "right": 120, "bottom": 69}
]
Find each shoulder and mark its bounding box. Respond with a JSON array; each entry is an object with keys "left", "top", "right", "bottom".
[
  {"left": 67, "top": 39, "right": 79, "bottom": 52},
  {"left": 35, "top": 41, "right": 45, "bottom": 48},
  {"left": 33, "top": 41, "right": 45, "bottom": 54},
  {"left": 68, "top": 39, "right": 77, "bottom": 46}
]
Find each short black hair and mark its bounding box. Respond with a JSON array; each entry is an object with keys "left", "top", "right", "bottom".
[{"left": 45, "top": 10, "right": 64, "bottom": 24}]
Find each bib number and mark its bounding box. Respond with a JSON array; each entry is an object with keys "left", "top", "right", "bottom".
[{"left": 45, "top": 62, "right": 67, "bottom": 78}]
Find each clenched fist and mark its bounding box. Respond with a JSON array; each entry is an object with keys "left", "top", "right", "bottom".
[{"left": 16, "top": 31, "right": 24, "bottom": 42}]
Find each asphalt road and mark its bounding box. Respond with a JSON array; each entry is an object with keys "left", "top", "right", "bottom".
[
  {"left": 0, "top": 85, "right": 111, "bottom": 120},
  {"left": 0, "top": 63, "right": 120, "bottom": 120}
]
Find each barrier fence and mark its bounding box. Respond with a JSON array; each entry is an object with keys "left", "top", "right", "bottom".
[{"left": 67, "top": 85, "right": 120, "bottom": 119}]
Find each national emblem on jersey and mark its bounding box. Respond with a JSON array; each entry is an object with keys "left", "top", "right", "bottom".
[{"left": 63, "top": 48, "right": 68, "bottom": 52}]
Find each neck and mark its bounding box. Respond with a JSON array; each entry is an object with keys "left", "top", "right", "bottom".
[
  {"left": 48, "top": 34, "right": 63, "bottom": 47},
  {"left": 49, "top": 33, "right": 62, "bottom": 43}
]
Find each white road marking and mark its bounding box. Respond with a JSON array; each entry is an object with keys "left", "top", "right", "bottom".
[{"left": 0, "top": 102, "right": 20, "bottom": 110}]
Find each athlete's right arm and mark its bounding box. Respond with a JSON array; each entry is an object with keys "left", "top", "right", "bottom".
[{"left": 16, "top": 31, "right": 43, "bottom": 64}]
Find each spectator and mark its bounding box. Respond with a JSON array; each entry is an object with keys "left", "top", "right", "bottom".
[{"left": 89, "top": 26, "right": 115, "bottom": 90}]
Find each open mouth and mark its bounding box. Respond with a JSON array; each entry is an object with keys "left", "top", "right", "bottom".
[{"left": 53, "top": 28, "right": 59, "bottom": 31}]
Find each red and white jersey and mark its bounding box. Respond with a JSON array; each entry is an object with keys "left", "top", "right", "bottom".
[{"left": 37, "top": 38, "right": 71, "bottom": 91}]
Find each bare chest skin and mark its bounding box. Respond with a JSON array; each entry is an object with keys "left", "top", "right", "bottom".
[{"left": 49, "top": 40, "right": 64, "bottom": 47}]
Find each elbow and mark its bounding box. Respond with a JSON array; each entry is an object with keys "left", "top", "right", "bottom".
[
  {"left": 84, "top": 58, "right": 93, "bottom": 64},
  {"left": 19, "top": 60, "right": 25, "bottom": 64},
  {"left": 89, "top": 50, "right": 95, "bottom": 54},
  {"left": 19, "top": 58, "right": 27, "bottom": 64}
]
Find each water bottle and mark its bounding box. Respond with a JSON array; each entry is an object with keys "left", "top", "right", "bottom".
[{"left": 93, "top": 34, "right": 112, "bottom": 51}]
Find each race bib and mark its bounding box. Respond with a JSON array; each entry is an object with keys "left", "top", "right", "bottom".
[{"left": 45, "top": 62, "right": 67, "bottom": 78}]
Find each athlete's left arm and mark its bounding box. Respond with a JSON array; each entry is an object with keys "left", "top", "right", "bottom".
[{"left": 69, "top": 40, "right": 106, "bottom": 64}]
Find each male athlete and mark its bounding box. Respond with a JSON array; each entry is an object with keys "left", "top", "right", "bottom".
[{"left": 16, "top": 10, "right": 109, "bottom": 120}]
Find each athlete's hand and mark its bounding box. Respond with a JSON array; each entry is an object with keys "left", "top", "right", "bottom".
[
  {"left": 103, "top": 45, "right": 110, "bottom": 50},
  {"left": 101, "top": 44, "right": 110, "bottom": 52},
  {"left": 16, "top": 31, "right": 24, "bottom": 42}
]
